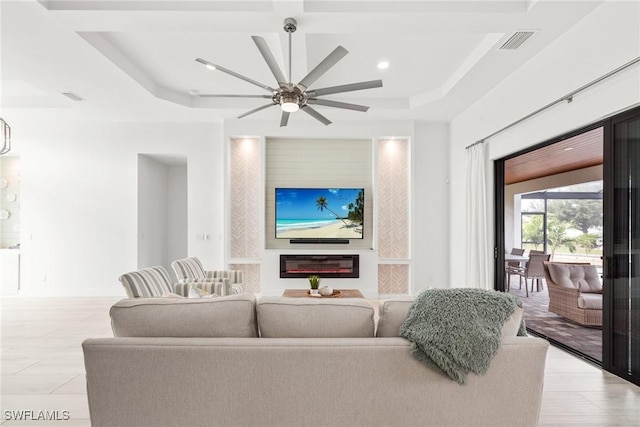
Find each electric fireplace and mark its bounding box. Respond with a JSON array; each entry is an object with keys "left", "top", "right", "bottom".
[{"left": 280, "top": 255, "right": 359, "bottom": 278}]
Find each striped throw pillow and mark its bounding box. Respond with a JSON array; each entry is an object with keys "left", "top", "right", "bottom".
[{"left": 173, "top": 279, "right": 227, "bottom": 297}]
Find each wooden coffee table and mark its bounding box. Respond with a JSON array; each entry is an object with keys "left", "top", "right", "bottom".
[{"left": 282, "top": 289, "right": 365, "bottom": 298}]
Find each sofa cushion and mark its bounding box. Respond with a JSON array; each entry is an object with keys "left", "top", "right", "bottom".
[
  {"left": 376, "top": 298, "right": 415, "bottom": 337},
  {"left": 578, "top": 293, "right": 603, "bottom": 309},
  {"left": 110, "top": 293, "right": 258, "bottom": 337},
  {"left": 548, "top": 263, "right": 602, "bottom": 293},
  {"left": 376, "top": 297, "right": 524, "bottom": 338},
  {"left": 502, "top": 306, "right": 524, "bottom": 337},
  {"left": 257, "top": 296, "right": 375, "bottom": 338}
]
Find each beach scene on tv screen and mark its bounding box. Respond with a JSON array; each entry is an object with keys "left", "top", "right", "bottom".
[{"left": 276, "top": 188, "right": 364, "bottom": 239}]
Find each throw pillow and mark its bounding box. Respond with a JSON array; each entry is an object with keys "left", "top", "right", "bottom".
[
  {"left": 548, "top": 263, "right": 602, "bottom": 293},
  {"left": 188, "top": 287, "right": 202, "bottom": 298},
  {"left": 188, "top": 286, "right": 217, "bottom": 299},
  {"left": 162, "top": 291, "right": 184, "bottom": 298}
]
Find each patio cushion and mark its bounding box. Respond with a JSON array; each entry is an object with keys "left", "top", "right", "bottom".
[
  {"left": 578, "top": 293, "right": 602, "bottom": 310},
  {"left": 547, "top": 263, "right": 602, "bottom": 293}
]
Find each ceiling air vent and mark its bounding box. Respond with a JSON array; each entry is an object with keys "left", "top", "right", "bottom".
[
  {"left": 499, "top": 31, "right": 535, "bottom": 50},
  {"left": 61, "top": 92, "right": 85, "bottom": 101}
]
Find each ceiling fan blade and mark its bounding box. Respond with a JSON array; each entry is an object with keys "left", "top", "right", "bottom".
[
  {"left": 237, "top": 103, "right": 276, "bottom": 119},
  {"left": 301, "top": 105, "right": 332, "bottom": 126},
  {"left": 307, "top": 80, "right": 383, "bottom": 97},
  {"left": 280, "top": 111, "right": 290, "bottom": 127},
  {"left": 196, "top": 58, "right": 276, "bottom": 93},
  {"left": 307, "top": 98, "right": 369, "bottom": 112},
  {"left": 197, "top": 94, "right": 272, "bottom": 99},
  {"left": 298, "top": 46, "right": 348, "bottom": 90},
  {"left": 251, "top": 36, "right": 287, "bottom": 86}
]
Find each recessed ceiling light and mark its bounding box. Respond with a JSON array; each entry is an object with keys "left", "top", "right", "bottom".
[
  {"left": 61, "top": 92, "right": 85, "bottom": 101},
  {"left": 563, "top": 147, "right": 574, "bottom": 151},
  {"left": 377, "top": 61, "right": 389, "bottom": 70}
]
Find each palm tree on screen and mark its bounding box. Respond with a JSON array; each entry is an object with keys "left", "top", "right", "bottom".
[{"left": 316, "top": 196, "right": 348, "bottom": 226}]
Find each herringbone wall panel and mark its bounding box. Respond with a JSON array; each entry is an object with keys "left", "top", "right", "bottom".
[
  {"left": 378, "top": 264, "right": 409, "bottom": 294},
  {"left": 377, "top": 139, "right": 409, "bottom": 259},
  {"left": 230, "top": 263, "right": 261, "bottom": 293},
  {"left": 229, "top": 138, "right": 262, "bottom": 259}
]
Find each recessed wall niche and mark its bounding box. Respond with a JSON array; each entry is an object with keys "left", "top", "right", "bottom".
[
  {"left": 377, "top": 138, "right": 410, "bottom": 294},
  {"left": 265, "top": 137, "right": 373, "bottom": 250},
  {"left": 229, "top": 137, "right": 262, "bottom": 292}
]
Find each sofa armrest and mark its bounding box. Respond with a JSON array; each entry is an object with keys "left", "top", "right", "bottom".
[
  {"left": 205, "top": 270, "right": 244, "bottom": 284},
  {"left": 173, "top": 279, "right": 224, "bottom": 297},
  {"left": 203, "top": 271, "right": 242, "bottom": 295},
  {"left": 547, "top": 283, "right": 581, "bottom": 307}
]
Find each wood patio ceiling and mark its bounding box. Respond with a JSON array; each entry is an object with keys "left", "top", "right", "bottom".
[{"left": 504, "top": 127, "right": 603, "bottom": 185}]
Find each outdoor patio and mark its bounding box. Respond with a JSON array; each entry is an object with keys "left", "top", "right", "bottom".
[{"left": 507, "top": 275, "right": 602, "bottom": 363}]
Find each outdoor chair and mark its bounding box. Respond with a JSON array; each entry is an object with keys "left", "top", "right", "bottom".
[
  {"left": 505, "top": 248, "right": 525, "bottom": 290},
  {"left": 515, "top": 253, "right": 551, "bottom": 297}
]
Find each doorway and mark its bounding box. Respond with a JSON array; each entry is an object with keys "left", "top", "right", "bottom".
[
  {"left": 137, "top": 154, "right": 188, "bottom": 281},
  {"left": 500, "top": 127, "right": 604, "bottom": 364}
]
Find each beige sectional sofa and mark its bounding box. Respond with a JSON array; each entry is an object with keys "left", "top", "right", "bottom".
[{"left": 84, "top": 294, "right": 549, "bottom": 427}]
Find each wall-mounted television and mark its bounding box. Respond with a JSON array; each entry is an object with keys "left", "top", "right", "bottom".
[{"left": 275, "top": 188, "right": 364, "bottom": 240}]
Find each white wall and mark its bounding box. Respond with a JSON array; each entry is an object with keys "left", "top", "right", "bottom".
[
  {"left": 137, "top": 156, "right": 188, "bottom": 280},
  {"left": 18, "top": 122, "right": 223, "bottom": 296},
  {"left": 137, "top": 155, "right": 169, "bottom": 272},
  {"left": 167, "top": 164, "right": 188, "bottom": 276},
  {"left": 413, "top": 121, "right": 450, "bottom": 290},
  {"left": 449, "top": 1, "right": 640, "bottom": 287}
]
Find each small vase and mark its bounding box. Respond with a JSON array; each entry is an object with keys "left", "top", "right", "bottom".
[
  {"left": 319, "top": 286, "right": 334, "bottom": 296},
  {"left": 310, "top": 289, "right": 319, "bottom": 295}
]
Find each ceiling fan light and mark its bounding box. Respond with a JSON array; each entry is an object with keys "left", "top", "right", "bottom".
[
  {"left": 280, "top": 92, "right": 299, "bottom": 112},
  {"left": 281, "top": 101, "right": 299, "bottom": 113}
]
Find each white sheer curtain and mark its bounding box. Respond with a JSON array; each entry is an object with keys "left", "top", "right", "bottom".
[{"left": 466, "top": 142, "right": 491, "bottom": 289}]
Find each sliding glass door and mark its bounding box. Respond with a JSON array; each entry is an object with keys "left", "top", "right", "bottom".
[
  {"left": 495, "top": 105, "right": 640, "bottom": 385},
  {"left": 603, "top": 107, "right": 640, "bottom": 386}
]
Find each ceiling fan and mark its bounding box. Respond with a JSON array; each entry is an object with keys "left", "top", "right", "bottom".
[{"left": 194, "top": 17, "right": 383, "bottom": 127}]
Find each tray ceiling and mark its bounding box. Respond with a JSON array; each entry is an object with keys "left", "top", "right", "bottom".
[{"left": 1, "top": 0, "right": 606, "bottom": 125}]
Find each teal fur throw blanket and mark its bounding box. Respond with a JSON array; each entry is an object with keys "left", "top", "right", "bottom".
[{"left": 399, "top": 288, "right": 525, "bottom": 385}]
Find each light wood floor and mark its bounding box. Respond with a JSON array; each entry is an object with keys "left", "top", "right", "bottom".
[{"left": 1, "top": 297, "right": 639, "bottom": 426}]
